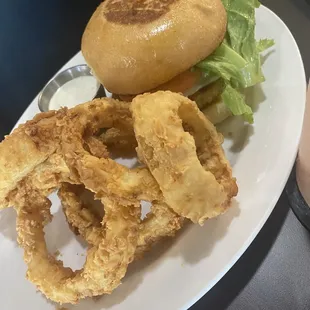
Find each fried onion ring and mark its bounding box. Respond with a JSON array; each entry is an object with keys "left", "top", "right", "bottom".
[
  {"left": 0, "top": 93, "right": 238, "bottom": 305},
  {"left": 0, "top": 108, "right": 112, "bottom": 209},
  {"left": 61, "top": 99, "right": 163, "bottom": 203},
  {"left": 131, "top": 91, "right": 238, "bottom": 225},
  {"left": 60, "top": 99, "right": 186, "bottom": 256},
  {"left": 99, "top": 127, "right": 138, "bottom": 158},
  {"left": 1, "top": 98, "right": 143, "bottom": 304},
  {"left": 58, "top": 183, "right": 184, "bottom": 259},
  {"left": 10, "top": 97, "right": 183, "bottom": 304},
  {"left": 0, "top": 109, "right": 67, "bottom": 208},
  {"left": 59, "top": 183, "right": 104, "bottom": 246},
  {"left": 15, "top": 190, "right": 140, "bottom": 304}
]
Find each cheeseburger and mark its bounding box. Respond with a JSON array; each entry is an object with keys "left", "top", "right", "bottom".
[{"left": 82, "top": 0, "right": 274, "bottom": 124}]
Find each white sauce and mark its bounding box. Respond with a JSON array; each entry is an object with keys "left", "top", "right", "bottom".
[{"left": 49, "top": 76, "right": 99, "bottom": 110}]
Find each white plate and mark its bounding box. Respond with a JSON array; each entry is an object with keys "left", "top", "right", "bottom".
[{"left": 0, "top": 5, "right": 306, "bottom": 310}]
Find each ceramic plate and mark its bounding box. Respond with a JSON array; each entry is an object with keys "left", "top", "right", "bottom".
[{"left": 0, "top": 5, "right": 306, "bottom": 310}]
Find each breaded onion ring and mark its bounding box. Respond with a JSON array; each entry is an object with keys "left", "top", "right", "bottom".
[
  {"left": 0, "top": 105, "right": 114, "bottom": 209},
  {"left": 1, "top": 98, "right": 144, "bottom": 304},
  {"left": 0, "top": 109, "right": 67, "bottom": 208},
  {"left": 61, "top": 99, "right": 163, "bottom": 203},
  {"left": 59, "top": 183, "right": 104, "bottom": 246},
  {"left": 58, "top": 183, "right": 184, "bottom": 258},
  {"left": 135, "top": 202, "right": 185, "bottom": 258},
  {"left": 131, "top": 91, "right": 238, "bottom": 225},
  {"left": 0, "top": 94, "right": 237, "bottom": 305},
  {"left": 15, "top": 190, "right": 140, "bottom": 304},
  {"left": 60, "top": 99, "right": 185, "bottom": 256},
  {"left": 99, "top": 127, "right": 138, "bottom": 158}
]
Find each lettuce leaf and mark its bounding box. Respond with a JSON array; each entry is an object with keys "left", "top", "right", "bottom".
[
  {"left": 256, "top": 39, "right": 275, "bottom": 53},
  {"left": 222, "top": 84, "right": 253, "bottom": 123},
  {"left": 196, "top": 0, "right": 274, "bottom": 123},
  {"left": 197, "top": 43, "right": 261, "bottom": 89}
]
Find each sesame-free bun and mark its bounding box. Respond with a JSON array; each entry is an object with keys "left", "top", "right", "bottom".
[{"left": 81, "top": 0, "right": 227, "bottom": 95}]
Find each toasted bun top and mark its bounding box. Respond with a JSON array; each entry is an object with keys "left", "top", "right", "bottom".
[{"left": 81, "top": 0, "right": 227, "bottom": 95}]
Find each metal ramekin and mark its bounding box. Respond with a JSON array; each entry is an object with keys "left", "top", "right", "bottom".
[{"left": 38, "top": 64, "right": 106, "bottom": 112}]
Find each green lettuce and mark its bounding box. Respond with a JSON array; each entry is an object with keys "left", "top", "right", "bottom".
[
  {"left": 196, "top": 0, "right": 274, "bottom": 123},
  {"left": 256, "top": 39, "right": 275, "bottom": 53}
]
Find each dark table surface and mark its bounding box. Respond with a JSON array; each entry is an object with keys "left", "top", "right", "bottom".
[{"left": 0, "top": 1, "right": 309, "bottom": 309}]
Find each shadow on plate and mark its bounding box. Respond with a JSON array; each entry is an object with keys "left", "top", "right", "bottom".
[
  {"left": 189, "top": 193, "right": 290, "bottom": 310},
  {"left": 261, "top": 49, "right": 275, "bottom": 67},
  {"left": 218, "top": 117, "right": 254, "bottom": 155},
  {"left": 0, "top": 207, "right": 18, "bottom": 242},
  {"left": 245, "top": 83, "right": 267, "bottom": 113},
  {"left": 180, "top": 200, "right": 240, "bottom": 264},
  {"left": 217, "top": 83, "right": 266, "bottom": 164}
]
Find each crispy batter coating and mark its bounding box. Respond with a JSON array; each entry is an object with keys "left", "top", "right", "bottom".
[
  {"left": 61, "top": 99, "right": 163, "bottom": 203},
  {"left": 0, "top": 92, "right": 238, "bottom": 305},
  {"left": 59, "top": 183, "right": 184, "bottom": 258},
  {"left": 6, "top": 99, "right": 143, "bottom": 304},
  {"left": 0, "top": 110, "right": 65, "bottom": 208},
  {"left": 0, "top": 98, "right": 141, "bottom": 304},
  {"left": 60, "top": 99, "right": 186, "bottom": 257},
  {"left": 99, "top": 127, "right": 138, "bottom": 158},
  {"left": 132, "top": 91, "right": 238, "bottom": 225},
  {"left": 16, "top": 191, "right": 140, "bottom": 304},
  {"left": 59, "top": 184, "right": 104, "bottom": 246},
  {"left": 135, "top": 202, "right": 184, "bottom": 258}
]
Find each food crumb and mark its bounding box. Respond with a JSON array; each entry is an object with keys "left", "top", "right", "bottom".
[{"left": 54, "top": 250, "right": 60, "bottom": 258}]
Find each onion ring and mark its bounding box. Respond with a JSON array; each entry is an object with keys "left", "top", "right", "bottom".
[
  {"left": 3, "top": 98, "right": 143, "bottom": 304},
  {"left": 4, "top": 133, "right": 110, "bottom": 209},
  {"left": 0, "top": 109, "right": 67, "bottom": 208},
  {"left": 58, "top": 183, "right": 184, "bottom": 259},
  {"left": 60, "top": 99, "right": 186, "bottom": 256},
  {"left": 135, "top": 202, "right": 185, "bottom": 258},
  {"left": 15, "top": 189, "right": 140, "bottom": 304},
  {"left": 59, "top": 183, "right": 104, "bottom": 246},
  {"left": 131, "top": 91, "right": 238, "bottom": 225},
  {"left": 0, "top": 93, "right": 238, "bottom": 305},
  {"left": 61, "top": 99, "right": 163, "bottom": 204},
  {"left": 10, "top": 97, "right": 181, "bottom": 304},
  {"left": 99, "top": 127, "right": 138, "bottom": 158},
  {"left": 0, "top": 105, "right": 114, "bottom": 209}
]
